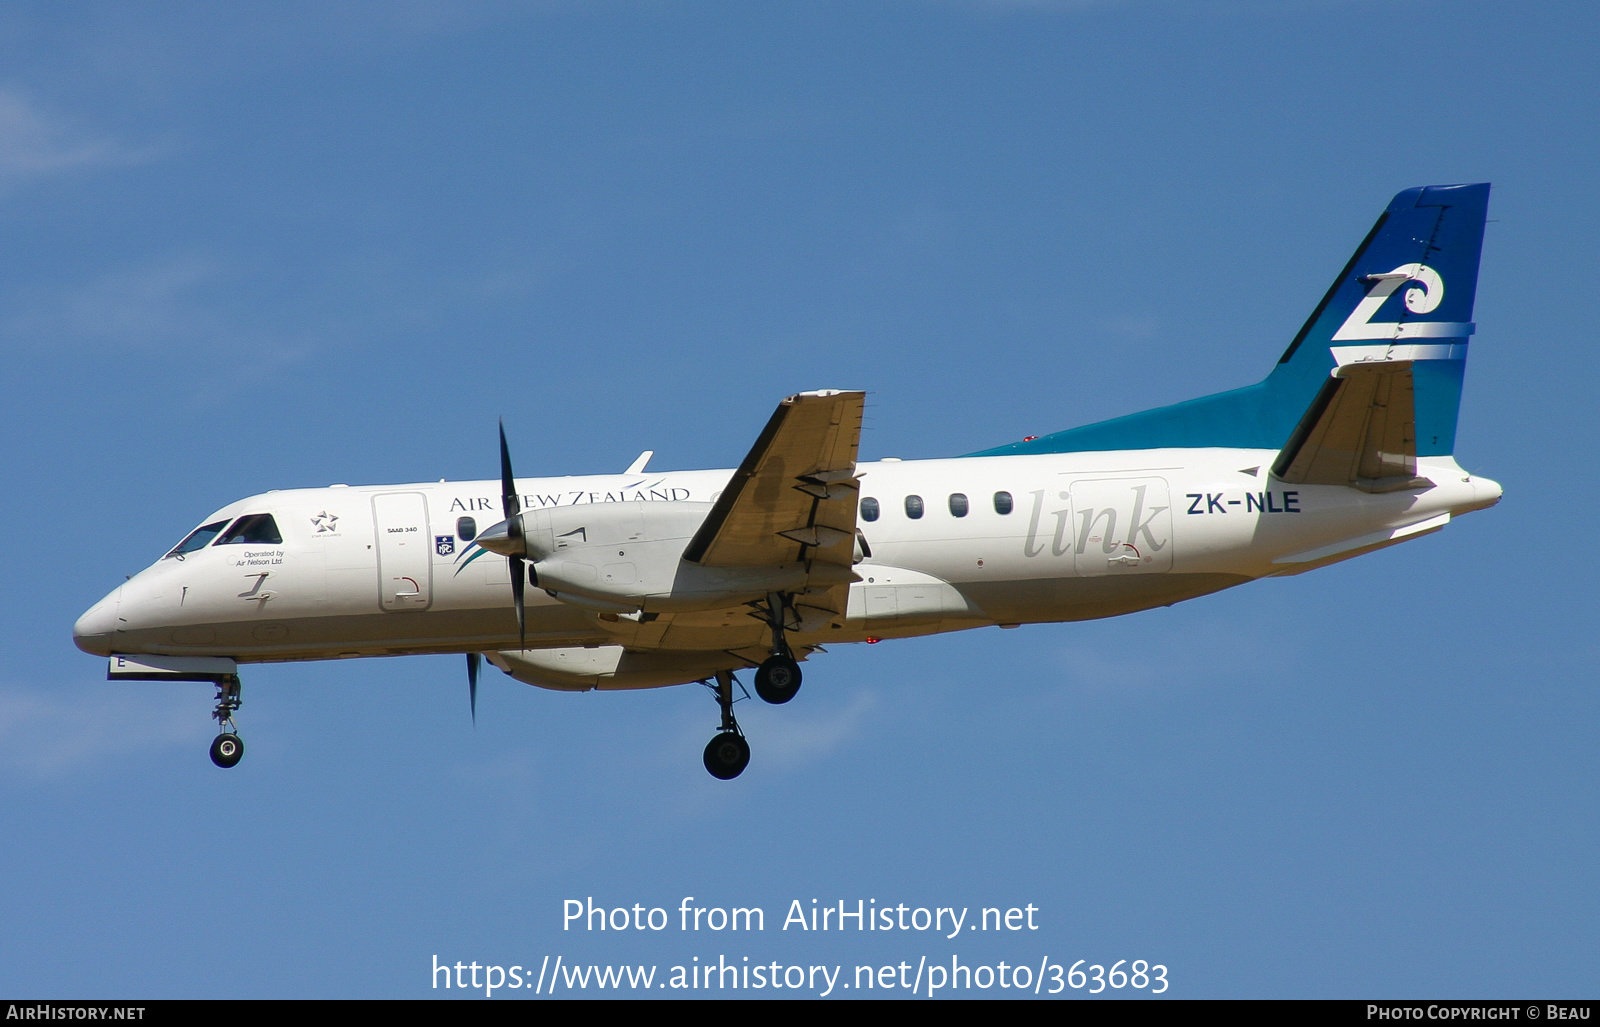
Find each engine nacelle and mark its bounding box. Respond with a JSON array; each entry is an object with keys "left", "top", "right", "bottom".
[
  {"left": 520, "top": 502, "right": 815, "bottom": 613},
  {"left": 487, "top": 645, "right": 740, "bottom": 691}
]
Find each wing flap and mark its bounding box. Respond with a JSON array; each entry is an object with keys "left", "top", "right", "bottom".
[{"left": 684, "top": 390, "right": 867, "bottom": 569}]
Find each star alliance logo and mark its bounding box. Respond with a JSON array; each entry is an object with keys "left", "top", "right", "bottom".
[{"left": 311, "top": 511, "right": 340, "bottom": 533}]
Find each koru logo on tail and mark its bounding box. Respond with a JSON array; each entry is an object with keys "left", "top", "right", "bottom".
[{"left": 1332, "top": 263, "right": 1448, "bottom": 341}]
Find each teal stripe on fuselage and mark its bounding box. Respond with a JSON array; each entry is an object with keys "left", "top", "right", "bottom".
[
  {"left": 966, "top": 352, "right": 1465, "bottom": 459},
  {"left": 965, "top": 356, "right": 1329, "bottom": 458}
]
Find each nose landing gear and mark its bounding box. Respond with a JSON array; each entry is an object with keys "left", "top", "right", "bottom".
[
  {"left": 702, "top": 669, "right": 750, "bottom": 780},
  {"left": 209, "top": 676, "right": 244, "bottom": 768}
]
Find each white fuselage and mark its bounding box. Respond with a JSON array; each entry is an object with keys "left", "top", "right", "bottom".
[{"left": 73, "top": 449, "right": 1501, "bottom": 671}]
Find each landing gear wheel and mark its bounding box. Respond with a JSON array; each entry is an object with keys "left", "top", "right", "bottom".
[
  {"left": 208, "top": 676, "right": 244, "bottom": 767},
  {"left": 702, "top": 669, "right": 751, "bottom": 780},
  {"left": 703, "top": 732, "right": 750, "bottom": 780},
  {"left": 210, "top": 732, "right": 244, "bottom": 768},
  {"left": 753, "top": 655, "right": 802, "bottom": 704}
]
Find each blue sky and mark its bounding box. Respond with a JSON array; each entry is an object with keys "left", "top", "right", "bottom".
[{"left": 2, "top": 0, "right": 1597, "bottom": 999}]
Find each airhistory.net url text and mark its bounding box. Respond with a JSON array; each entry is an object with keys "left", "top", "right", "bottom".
[{"left": 431, "top": 954, "right": 1169, "bottom": 997}]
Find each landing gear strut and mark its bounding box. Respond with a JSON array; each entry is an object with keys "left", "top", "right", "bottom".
[
  {"left": 752, "top": 592, "right": 802, "bottom": 705},
  {"left": 209, "top": 675, "right": 244, "bottom": 768},
  {"left": 702, "top": 669, "right": 750, "bottom": 780}
]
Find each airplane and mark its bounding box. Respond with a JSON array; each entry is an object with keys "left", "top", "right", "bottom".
[{"left": 74, "top": 183, "right": 1501, "bottom": 780}]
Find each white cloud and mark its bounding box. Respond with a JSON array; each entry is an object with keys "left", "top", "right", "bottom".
[
  {"left": 0, "top": 253, "right": 316, "bottom": 398},
  {"left": 1104, "top": 315, "right": 1162, "bottom": 341},
  {"left": 757, "top": 691, "right": 880, "bottom": 770},
  {"left": 0, "top": 86, "right": 151, "bottom": 189},
  {"left": 4, "top": 254, "right": 222, "bottom": 349},
  {"left": 0, "top": 682, "right": 210, "bottom": 780},
  {"left": 1049, "top": 613, "right": 1291, "bottom": 700},
  {"left": 918, "top": 0, "right": 1124, "bottom": 12}
]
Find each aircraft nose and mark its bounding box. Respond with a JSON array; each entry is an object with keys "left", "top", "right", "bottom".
[{"left": 73, "top": 587, "right": 122, "bottom": 656}]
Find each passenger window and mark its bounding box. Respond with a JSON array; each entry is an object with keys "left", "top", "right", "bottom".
[
  {"left": 948, "top": 493, "right": 969, "bottom": 517},
  {"left": 994, "top": 491, "right": 1014, "bottom": 515},
  {"left": 457, "top": 516, "right": 478, "bottom": 541},
  {"left": 165, "top": 520, "right": 230, "bottom": 559},
  {"left": 214, "top": 513, "right": 283, "bottom": 545},
  {"left": 905, "top": 495, "right": 924, "bottom": 519},
  {"left": 860, "top": 497, "right": 880, "bottom": 522}
]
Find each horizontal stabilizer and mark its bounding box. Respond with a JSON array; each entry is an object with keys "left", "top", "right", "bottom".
[
  {"left": 1272, "top": 361, "right": 1433, "bottom": 493},
  {"left": 1273, "top": 512, "right": 1450, "bottom": 568}
]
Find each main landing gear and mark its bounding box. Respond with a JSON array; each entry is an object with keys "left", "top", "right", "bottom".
[
  {"left": 703, "top": 669, "right": 750, "bottom": 780},
  {"left": 209, "top": 676, "right": 244, "bottom": 768},
  {"left": 700, "top": 592, "right": 809, "bottom": 779},
  {"left": 752, "top": 592, "right": 802, "bottom": 705}
]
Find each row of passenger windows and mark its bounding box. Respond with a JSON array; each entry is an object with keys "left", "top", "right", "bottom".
[
  {"left": 165, "top": 513, "right": 283, "bottom": 557},
  {"left": 165, "top": 494, "right": 1008, "bottom": 556},
  {"left": 860, "top": 491, "right": 1014, "bottom": 522}
]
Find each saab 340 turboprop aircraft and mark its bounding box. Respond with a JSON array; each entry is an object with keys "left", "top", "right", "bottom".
[{"left": 75, "top": 184, "right": 1501, "bottom": 779}]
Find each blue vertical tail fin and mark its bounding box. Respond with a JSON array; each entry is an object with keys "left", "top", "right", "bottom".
[{"left": 970, "top": 183, "right": 1489, "bottom": 459}]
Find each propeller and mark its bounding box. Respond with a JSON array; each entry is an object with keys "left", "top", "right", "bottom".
[
  {"left": 463, "top": 421, "right": 532, "bottom": 724},
  {"left": 499, "top": 419, "right": 527, "bottom": 650}
]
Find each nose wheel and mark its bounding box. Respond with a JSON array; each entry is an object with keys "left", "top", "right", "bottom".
[
  {"left": 210, "top": 732, "right": 244, "bottom": 768},
  {"left": 702, "top": 669, "right": 750, "bottom": 780},
  {"left": 209, "top": 676, "right": 245, "bottom": 769}
]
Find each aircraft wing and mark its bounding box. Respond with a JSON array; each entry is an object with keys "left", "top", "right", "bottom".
[
  {"left": 683, "top": 390, "right": 866, "bottom": 575},
  {"left": 1272, "top": 360, "right": 1435, "bottom": 493}
]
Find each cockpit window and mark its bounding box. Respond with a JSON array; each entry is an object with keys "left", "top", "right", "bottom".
[
  {"left": 214, "top": 513, "right": 283, "bottom": 546},
  {"left": 166, "top": 520, "right": 230, "bottom": 559}
]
